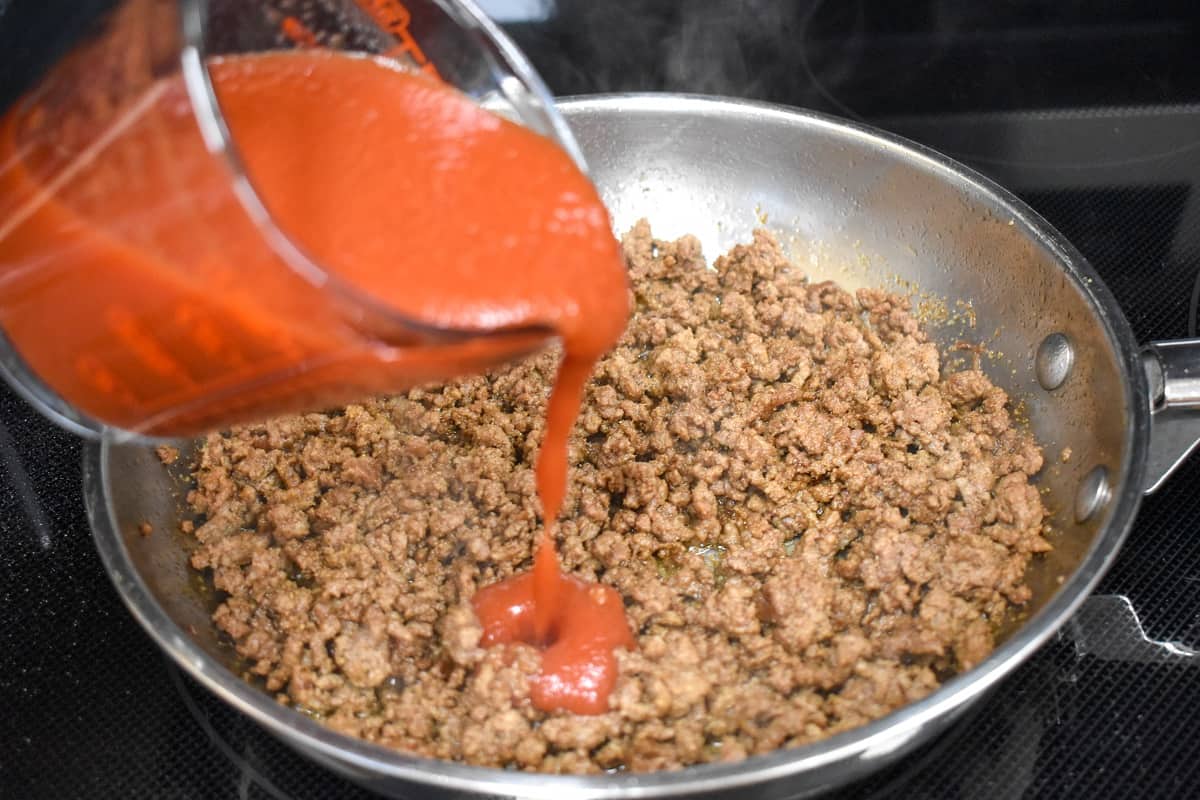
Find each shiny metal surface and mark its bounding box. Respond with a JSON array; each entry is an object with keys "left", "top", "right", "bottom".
[
  {"left": 1140, "top": 339, "right": 1200, "bottom": 492},
  {"left": 86, "top": 95, "right": 1156, "bottom": 799},
  {"left": 1035, "top": 333, "right": 1075, "bottom": 390},
  {"left": 1075, "top": 466, "right": 1112, "bottom": 523},
  {"left": 1070, "top": 595, "right": 1200, "bottom": 664},
  {"left": 1143, "top": 410, "right": 1200, "bottom": 495},
  {"left": 1146, "top": 339, "right": 1200, "bottom": 408}
]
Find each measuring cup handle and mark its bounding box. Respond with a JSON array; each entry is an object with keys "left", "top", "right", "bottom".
[{"left": 1141, "top": 338, "right": 1200, "bottom": 493}]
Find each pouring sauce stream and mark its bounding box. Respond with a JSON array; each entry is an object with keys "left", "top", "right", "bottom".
[{"left": 0, "top": 50, "right": 634, "bottom": 713}]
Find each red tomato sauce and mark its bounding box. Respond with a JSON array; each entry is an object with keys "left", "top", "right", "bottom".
[{"left": 0, "top": 50, "right": 633, "bottom": 713}]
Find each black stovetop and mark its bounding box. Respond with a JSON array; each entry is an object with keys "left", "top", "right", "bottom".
[{"left": 3, "top": 1, "right": 1200, "bottom": 798}]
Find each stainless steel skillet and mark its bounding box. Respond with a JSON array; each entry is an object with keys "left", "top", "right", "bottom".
[{"left": 84, "top": 94, "right": 1200, "bottom": 799}]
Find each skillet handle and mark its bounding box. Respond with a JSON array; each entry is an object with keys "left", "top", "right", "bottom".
[{"left": 1141, "top": 338, "right": 1200, "bottom": 493}]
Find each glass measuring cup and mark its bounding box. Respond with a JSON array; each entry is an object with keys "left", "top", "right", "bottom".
[{"left": 0, "top": 0, "right": 580, "bottom": 440}]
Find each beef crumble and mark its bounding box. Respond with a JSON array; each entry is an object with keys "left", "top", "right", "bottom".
[{"left": 184, "top": 221, "right": 1048, "bottom": 773}]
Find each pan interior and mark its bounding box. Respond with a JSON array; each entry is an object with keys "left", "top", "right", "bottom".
[
  {"left": 98, "top": 96, "right": 1133, "bottom": 778},
  {"left": 566, "top": 97, "right": 1130, "bottom": 623}
]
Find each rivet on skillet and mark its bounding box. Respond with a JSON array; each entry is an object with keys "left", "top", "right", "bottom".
[
  {"left": 1035, "top": 333, "right": 1075, "bottom": 390},
  {"left": 1075, "top": 466, "right": 1111, "bottom": 523}
]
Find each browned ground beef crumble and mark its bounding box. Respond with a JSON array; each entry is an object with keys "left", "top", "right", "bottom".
[{"left": 184, "top": 221, "right": 1049, "bottom": 773}]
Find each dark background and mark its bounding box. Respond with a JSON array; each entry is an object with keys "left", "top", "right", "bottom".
[{"left": 2, "top": 1, "right": 1200, "bottom": 798}]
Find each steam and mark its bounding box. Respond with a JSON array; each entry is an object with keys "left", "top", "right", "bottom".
[{"left": 503, "top": 0, "right": 823, "bottom": 104}]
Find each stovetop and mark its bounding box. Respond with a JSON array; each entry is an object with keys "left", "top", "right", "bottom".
[{"left": 3, "top": 1, "right": 1200, "bottom": 798}]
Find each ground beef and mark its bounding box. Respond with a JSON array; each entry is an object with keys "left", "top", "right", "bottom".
[{"left": 183, "top": 221, "right": 1048, "bottom": 773}]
